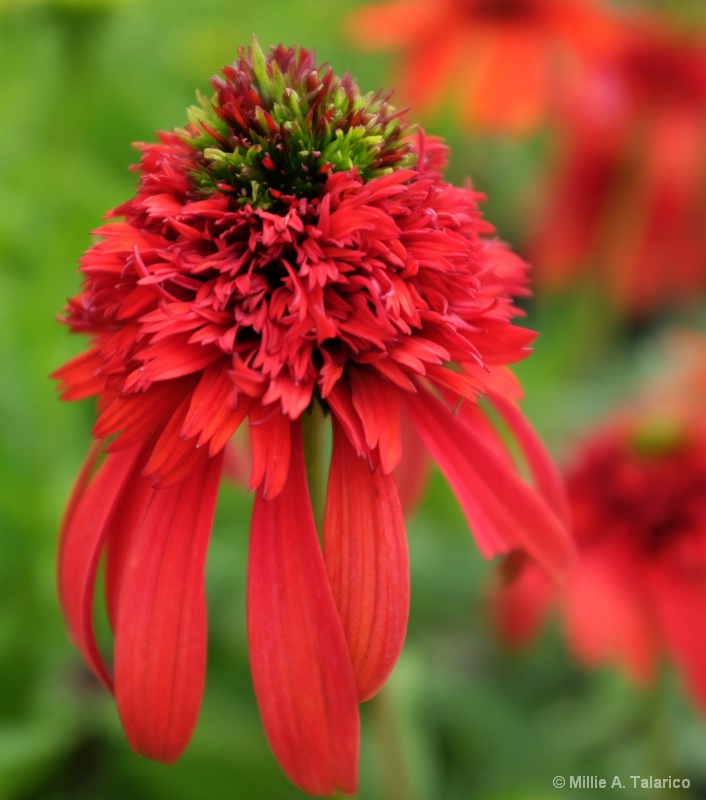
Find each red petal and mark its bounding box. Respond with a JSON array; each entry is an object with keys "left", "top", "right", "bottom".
[
  {"left": 95, "top": 380, "right": 190, "bottom": 447},
  {"left": 488, "top": 391, "right": 571, "bottom": 525},
  {"left": 58, "top": 441, "right": 144, "bottom": 690},
  {"left": 564, "top": 547, "right": 655, "bottom": 685},
  {"left": 648, "top": 564, "right": 706, "bottom": 707},
  {"left": 248, "top": 402, "right": 292, "bottom": 499},
  {"left": 113, "top": 449, "right": 224, "bottom": 763},
  {"left": 141, "top": 394, "right": 206, "bottom": 488},
  {"left": 349, "top": 367, "right": 402, "bottom": 474},
  {"left": 324, "top": 418, "right": 409, "bottom": 701},
  {"left": 403, "top": 388, "right": 573, "bottom": 579},
  {"left": 489, "top": 554, "right": 555, "bottom": 647},
  {"left": 247, "top": 420, "right": 359, "bottom": 796},
  {"left": 325, "top": 381, "right": 367, "bottom": 457},
  {"left": 51, "top": 348, "right": 106, "bottom": 400},
  {"left": 393, "top": 411, "right": 431, "bottom": 515}
]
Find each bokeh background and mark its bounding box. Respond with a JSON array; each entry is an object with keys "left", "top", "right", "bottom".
[{"left": 3, "top": 0, "right": 706, "bottom": 797}]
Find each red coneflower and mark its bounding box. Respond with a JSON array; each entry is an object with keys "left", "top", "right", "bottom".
[
  {"left": 53, "top": 40, "right": 571, "bottom": 796},
  {"left": 493, "top": 360, "right": 706, "bottom": 708},
  {"left": 530, "top": 17, "right": 706, "bottom": 316},
  {"left": 347, "top": 0, "right": 619, "bottom": 134}
]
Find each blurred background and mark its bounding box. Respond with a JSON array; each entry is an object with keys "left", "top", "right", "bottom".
[{"left": 3, "top": 0, "right": 706, "bottom": 797}]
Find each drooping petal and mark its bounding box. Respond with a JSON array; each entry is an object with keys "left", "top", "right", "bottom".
[
  {"left": 94, "top": 379, "right": 194, "bottom": 448},
  {"left": 325, "top": 381, "right": 367, "bottom": 458},
  {"left": 141, "top": 394, "right": 207, "bottom": 487},
  {"left": 393, "top": 410, "right": 431, "bottom": 515},
  {"left": 488, "top": 391, "right": 571, "bottom": 525},
  {"left": 58, "top": 438, "right": 104, "bottom": 557},
  {"left": 349, "top": 367, "right": 402, "bottom": 474},
  {"left": 113, "top": 448, "right": 224, "bottom": 763},
  {"left": 247, "top": 419, "right": 359, "bottom": 796},
  {"left": 403, "top": 387, "right": 573, "bottom": 579},
  {"left": 324, "top": 417, "right": 409, "bottom": 701},
  {"left": 58, "top": 441, "right": 145, "bottom": 691},
  {"left": 104, "top": 453, "right": 168, "bottom": 632},
  {"left": 248, "top": 402, "right": 292, "bottom": 499}
]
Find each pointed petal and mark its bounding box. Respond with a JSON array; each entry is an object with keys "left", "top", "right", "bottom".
[
  {"left": 403, "top": 388, "right": 573, "bottom": 579},
  {"left": 247, "top": 420, "right": 359, "bottom": 796},
  {"left": 349, "top": 368, "right": 402, "bottom": 474},
  {"left": 325, "top": 381, "right": 367, "bottom": 457},
  {"left": 141, "top": 394, "right": 205, "bottom": 488},
  {"left": 51, "top": 348, "right": 107, "bottom": 400},
  {"left": 104, "top": 456, "right": 165, "bottom": 632},
  {"left": 324, "top": 417, "right": 409, "bottom": 701},
  {"left": 113, "top": 449, "right": 224, "bottom": 763},
  {"left": 248, "top": 402, "right": 292, "bottom": 499},
  {"left": 94, "top": 379, "right": 192, "bottom": 446},
  {"left": 58, "top": 441, "right": 145, "bottom": 691},
  {"left": 488, "top": 391, "right": 571, "bottom": 525},
  {"left": 393, "top": 411, "right": 431, "bottom": 515}
]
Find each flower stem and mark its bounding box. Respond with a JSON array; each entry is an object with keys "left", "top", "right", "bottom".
[
  {"left": 645, "top": 670, "right": 681, "bottom": 800},
  {"left": 369, "top": 689, "right": 415, "bottom": 800},
  {"left": 302, "top": 402, "right": 327, "bottom": 535}
]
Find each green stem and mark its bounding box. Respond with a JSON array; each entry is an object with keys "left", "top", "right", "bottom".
[
  {"left": 645, "top": 668, "right": 681, "bottom": 800},
  {"left": 369, "top": 690, "right": 414, "bottom": 800},
  {"left": 301, "top": 402, "right": 327, "bottom": 536}
]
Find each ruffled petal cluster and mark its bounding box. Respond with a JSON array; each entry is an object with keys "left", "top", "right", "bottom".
[{"left": 53, "top": 40, "right": 570, "bottom": 796}]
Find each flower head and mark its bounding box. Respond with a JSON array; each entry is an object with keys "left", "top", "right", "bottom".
[
  {"left": 530, "top": 18, "right": 706, "bottom": 316},
  {"left": 53, "top": 40, "right": 570, "bottom": 796},
  {"left": 347, "top": 0, "right": 620, "bottom": 134},
  {"left": 493, "top": 338, "right": 706, "bottom": 708}
]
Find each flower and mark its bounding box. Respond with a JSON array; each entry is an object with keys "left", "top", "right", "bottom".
[
  {"left": 347, "top": 0, "right": 619, "bottom": 134},
  {"left": 529, "top": 17, "right": 706, "bottom": 316},
  {"left": 492, "top": 349, "right": 706, "bottom": 707},
  {"left": 53, "top": 40, "right": 571, "bottom": 796}
]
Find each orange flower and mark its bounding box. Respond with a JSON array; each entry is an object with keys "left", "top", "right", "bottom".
[
  {"left": 530, "top": 18, "right": 706, "bottom": 316},
  {"left": 348, "top": 0, "right": 620, "bottom": 134}
]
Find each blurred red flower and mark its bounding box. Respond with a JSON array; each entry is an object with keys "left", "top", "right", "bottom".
[
  {"left": 53, "top": 41, "right": 570, "bottom": 796},
  {"left": 530, "top": 18, "right": 706, "bottom": 316},
  {"left": 347, "top": 0, "right": 620, "bottom": 134},
  {"left": 493, "top": 338, "right": 706, "bottom": 706}
]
